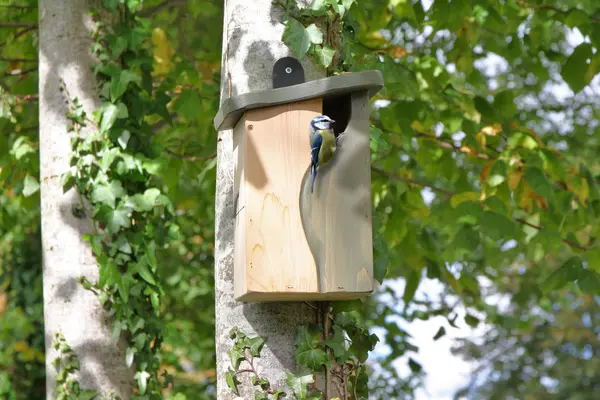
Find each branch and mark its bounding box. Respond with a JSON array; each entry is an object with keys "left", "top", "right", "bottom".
[
  {"left": 3, "top": 66, "right": 36, "bottom": 77},
  {"left": 414, "top": 131, "right": 492, "bottom": 160},
  {"left": 372, "top": 166, "right": 591, "bottom": 252},
  {"left": 165, "top": 148, "right": 216, "bottom": 162},
  {"left": 513, "top": 218, "right": 590, "bottom": 251},
  {"left": 0, "top": 57, "right": 37, "bottom": 62},
  {"left": 139, "top": 0, "right": 187, "bottom": 17},
  {"left": 0, "top": 5, "right": 37, "bottom": 9},
  {"left": 517, "top": 1, "right": 600, "bottom": 23},
  {"left": 371, "top": 166, "right": 454, "bottom": 198},
  {"left": 0, "top": 22, "right": 36, "bottom": 28}
]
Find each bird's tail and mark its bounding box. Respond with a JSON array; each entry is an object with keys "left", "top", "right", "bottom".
[{"left": 311, "top": 166, "right": 317, "bottom": 193}]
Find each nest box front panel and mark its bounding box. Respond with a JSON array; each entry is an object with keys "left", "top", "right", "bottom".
[
  {"left": 234, "top": 99, "right": 322, "bottom": 301},
  {"left": 233, "top": 94, "right": 374, "bottom": 302}
]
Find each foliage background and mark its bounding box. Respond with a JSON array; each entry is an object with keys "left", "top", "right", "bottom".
[{"left": 1, "top": 0, "right": 600, "bottom": 399}]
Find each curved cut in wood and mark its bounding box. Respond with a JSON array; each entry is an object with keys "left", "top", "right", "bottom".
[
  {"left": 233, "top": 95, "right": 374, "bottom": 302},
  {"left": 299, "top": 91, "right": 374, "bottom": 298}
]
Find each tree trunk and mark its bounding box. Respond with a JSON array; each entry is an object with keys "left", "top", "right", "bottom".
[
  {"left": 214, "top": 0, "right": 326, "bottom": 398},
  {"left": 39, "top": 1, "right": 132, "bottom": 398}
]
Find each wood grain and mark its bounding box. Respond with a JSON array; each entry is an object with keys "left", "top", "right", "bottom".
[{"left": 233, "top": 96, "right": 374, "bottom": 302}]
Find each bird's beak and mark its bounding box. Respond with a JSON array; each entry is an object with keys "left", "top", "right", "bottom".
[{"left": 331, "top": 119, "right": 336, "bottom": 123}]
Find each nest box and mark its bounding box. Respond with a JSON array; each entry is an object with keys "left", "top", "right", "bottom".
[{"left": 214, "top": 57, "right": 384, "bottom": 302}]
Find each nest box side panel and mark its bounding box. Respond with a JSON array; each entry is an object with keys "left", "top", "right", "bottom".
[
  {"left": 238, "top": 99, "right": 323, "bottom": 301},
  {"left": 233, "top": 117, "right": 247, "bottom": 300},
  {"left": 299, "top": 91, "right": 374, "bottom": 298}
]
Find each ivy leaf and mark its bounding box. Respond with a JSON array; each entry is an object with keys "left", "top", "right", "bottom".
[
  {"left": 99, "top": 259, "right": 121, "bottom": 287},
  {"left": 272, "top": 390, "right": 286, "bottom": 400},
  {"left": 134, "top": 371, "right": 150, "bottom": 395},
  {"left": 525, "top": 167, "right": 555, "bottom": 202},
  {"left": 173, "top": 90, "right": 202, "bottom": 121},
  {"left": 225, "top": 368, "right": 239, "bottom": 395},
  {"left": 312, "top": 45, "right": 336, "bottom": 68},
  {"left": 118, "top": 130, "right": 131, "bottom": 149},
  {"left": 106, "top": 207, "right": 131, "bottom": 234},
  {"left": 322, "top": 327, "right": 346, "bottom": 359},
  {"left": 101, "top": 0, "right": 119, "bottom": 12},
  {"left": 294, "top": 325, "right": 321, "bottom": 349},
  {"left": 135, "top": 257, "right": 157, "bottom": 285},
  {"left": 111, "top": 69, "right": 142, "bottom": 101},
  {"left": 22, "top": 175, "right": 40, "bottom": 197},
  {"left": 91, "top": 181, "right": 126, "bottom": 209},
  {"left": 296, "top": 347, "right": 328, "bottom": 369},
  {"left": 245, "top": 336, "right": 266, "bottom": 357},
  {"left": 254, "top": 390, "right": 268, "bottom": 400},
  {"left": 286, "top": 371, "right": 314, "bottom": 400},
  {"left": 100, "top": 103, "right": 119, "bottom": 133},
  {"left": 229, "top": 347, "right": 244, "bottom": 370},
  {"left": 283, "top": 19, "right": 323, "bottom": 59},
  {"left": 433, "top": 326, "right": 446, "bottom": 340},
  {"left": 125, "top": 347, "right": 135, "bottom": 368},
  {"left": 77, "top": 390, "right": 99, "bottom": 400}
]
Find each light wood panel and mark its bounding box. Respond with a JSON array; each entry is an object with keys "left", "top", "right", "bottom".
[{"left": 233, "top": 96, "right": 374, "bottom": 302}]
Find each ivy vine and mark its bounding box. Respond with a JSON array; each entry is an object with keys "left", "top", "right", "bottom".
[
  {"left": 60, "top": 0, "right": 177, "bottom": 398},
  {"left": 278, "top": 0, "right": 358, "bottom": 75},
  {"left": 226, "top": 304, "right": 378, "bottom": 400}
]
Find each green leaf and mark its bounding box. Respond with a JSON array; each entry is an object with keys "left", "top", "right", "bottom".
[
  {"left": 134, "top": 371, "right": 150, "bottom": 395},
  {"left": 403, "top": 267, "right": 421, "bottom": 305},
  {"left": 541, "top": 256, "right": 581, "bottom": 294},
  {"left": 225, "top": 368, "right": 239, "bottom": 395},
  {"left": 173, "top": 90, "right": 203, "bottom": 121},
  {"left": 91, "top": 181, "right": 126, "bottom": 209},
  {"left": 286, "top": 371, "right": 314, "bottom": 400},
  {"left": 100, "top": 104, "right": 119, "bottom": 133},
  {"left": 254, "top": 390, "right": 268, "bottom": 400},
  {"left": 272, "top": 390, "right": 286, "bottom": 400},
  {"left": 114, "top": 132, "right": 130, "bottom": 153},
  {"left": 111, "top": 69, "right": 141, "bottom": 101},
  {"left": 576, "top": 269, "right": 600, "bottom": 294},
  {"left": 488, "top": 160, "right": 507, "bottom": 187},
  {"left": 229, "top": 347, "right": 244, "bottom": 370},
  {"left": 322, "top": 327, "right": 346, "bottom": 359},
  {"left": 312, "top": 45, "right": 336, "bottom": 68},
  {"left": 99, "top": 260, "right": 121, "bottom": 287},
  {"left": 22, "top": 175, "right": 40, "bottom": 197},
  {"left": 283, "top": 19, "right": 322, "bottom": 59},
  {"left": 106, "top": 207, "right": 131, "bottom": 234},
  {"left": 465, "top": 314, "right": 480, "bottom": 328},
  {"left": 561, "top": 43, "right": 597, "bottom": 93},
  {"left": 479, "top": 210, "right": 516, "bottom": 240},
  {"left": 433, "top": 326, "right": 446, "bottom": 340},
  {"left": 135, "top": 258, "right": 157, "bottom": 285},
  {"left": 408, "top": 357, "right": 422, "bottom": 372},
  {"left": 305, "top": 24, "right": 323, "bottom": 45},
  {"left": 296, "top": 347, "right": 328, "bottom": 369},
  {"left": 245, "top": 336, "right": 265, "bottom": 357},
  {"left": 525, "top": 167, "right": 555, "bottom": 202}
]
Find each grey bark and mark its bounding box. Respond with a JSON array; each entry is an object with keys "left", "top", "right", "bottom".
[
  {"left": 214, "top": 0, "right": 325, "bottom": 398},
  {"left": 39, "top": 1, "right": 132, "bottom": 398}
]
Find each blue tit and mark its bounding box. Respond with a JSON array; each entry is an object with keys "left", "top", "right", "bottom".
[{"left": 309, "top": 115, "right": 337, "bottom": 193}]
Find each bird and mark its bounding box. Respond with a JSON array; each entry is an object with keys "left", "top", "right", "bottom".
[{"left": 309, "top": 115, "right": 338, "bottom": 193}]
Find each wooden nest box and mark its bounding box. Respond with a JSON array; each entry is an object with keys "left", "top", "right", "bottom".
[{"left": 214, "top": 59, "right": 384, "bottom": 302}]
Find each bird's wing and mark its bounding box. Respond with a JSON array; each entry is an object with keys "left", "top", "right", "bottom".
[{"left": 310, "top": 133, "right": 322, "bottom": 165}]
